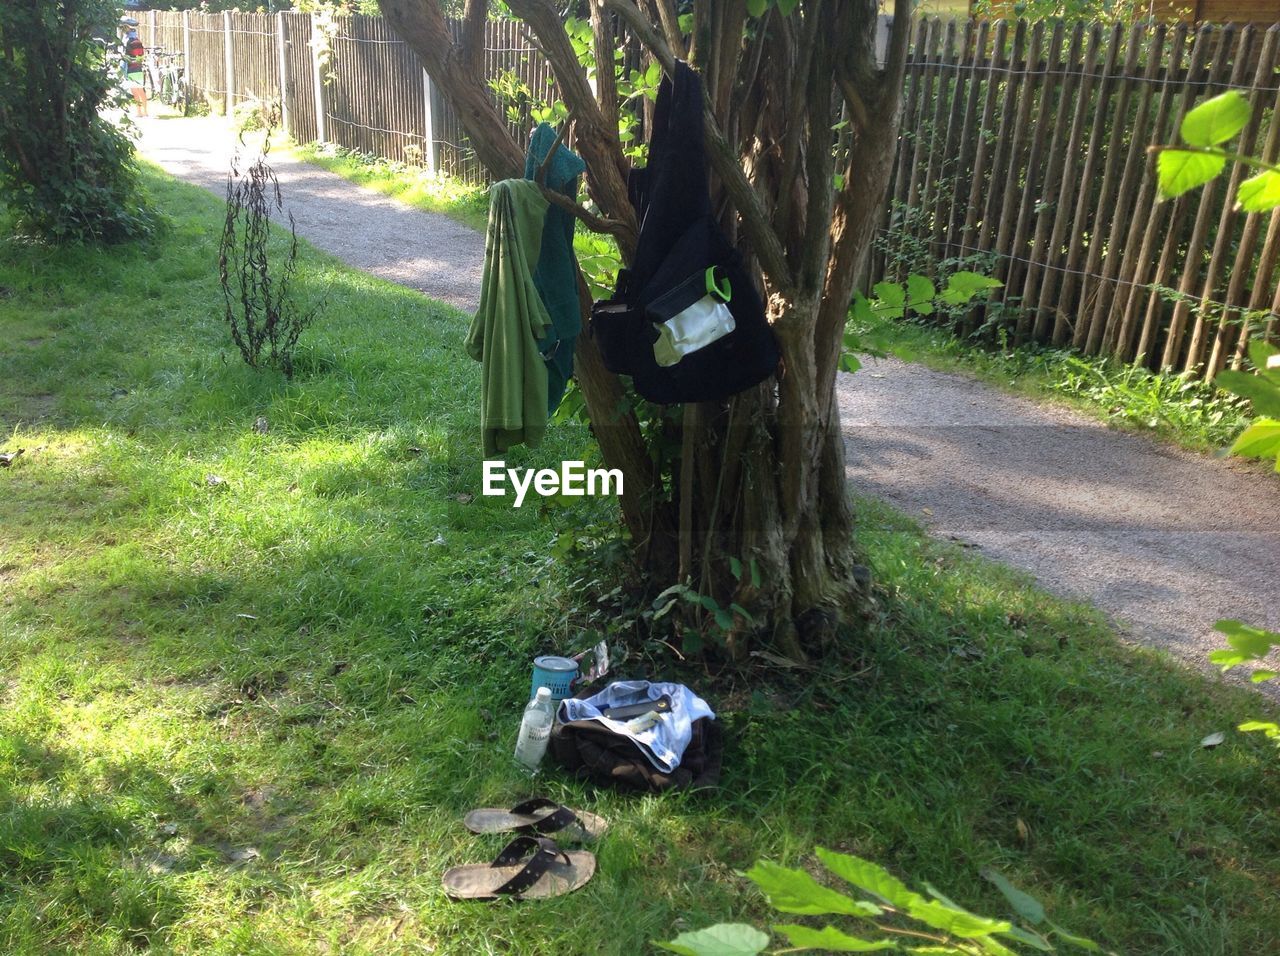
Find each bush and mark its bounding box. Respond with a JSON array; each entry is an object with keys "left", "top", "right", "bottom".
[{"left": 0, "top": 0, "right": 155, "bottom": 243}]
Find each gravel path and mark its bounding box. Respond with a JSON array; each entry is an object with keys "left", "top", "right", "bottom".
[
  {"left": 138, "top": 116, "right": 1280, "bottom": 682},
  {"left": 137, "top": 116, "right": 484, "bottom": 311}
]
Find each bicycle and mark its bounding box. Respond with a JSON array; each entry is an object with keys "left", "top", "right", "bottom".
[{"left": 144, "top": 48, "right": 188, "bottom": 114}]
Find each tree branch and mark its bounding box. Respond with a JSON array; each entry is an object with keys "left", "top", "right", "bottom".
[
  {"left": 534, "top": 117, "right": 571, "bottom": 185},
  {"left": 590, "top": 0, "right": 619, "bottom": 136},
  {"left": 537, "top": 184, "right": 635, "bottom": 246},
  {"left": 460, "top": 0, "right": 487, "bottom": 75},
  {"left": 507, "top": 0, "right": 637, "bottom": 256},
  {"left": 647, "top": 0, "right": 685, "bottom": 56},
  {"left": 798, "top": 6, "right": 837, "bottom": 293},
  {"left": 602, "top": 0, "right": 792, "bottom": 286},
  {"left": 380, "top": 0, "right": 524, "bottom": 180},
  {"left": 880, "top": 0, "right": 913, "bottom": 115}
]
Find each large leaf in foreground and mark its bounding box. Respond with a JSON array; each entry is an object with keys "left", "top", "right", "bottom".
[
  {"left": 1180, "top": 90, "right": 1251, "bottom": 147},
  {"left": 1157, "top": 149, "right": 1225, "bottom": 199},
  {"left": 1237, "top": 169, "right": 1280, "bottom": 212},
  {"left": 1215, "top": 370, "right": 1280, "bottom": 417},
  {"left": 746, "top": 860, "right": 882, "bottom": 917},
  {"left": 774, "top": 924, "right": 895, "bottom": 951},
  {"left": 656, "top": 924, "right": 770, "bottom": 956}
]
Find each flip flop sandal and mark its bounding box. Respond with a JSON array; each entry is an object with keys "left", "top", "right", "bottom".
[
  {"left": 442, "top": 835, "right": 596, "bottom": 900},
  {"left": 463, "top": 797, "right": 608, "bottom": 842}
]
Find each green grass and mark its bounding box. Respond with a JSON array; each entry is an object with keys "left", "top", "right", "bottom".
[
  {"left": 289, "top": 142, "right": 491, "bottom": 234},
  {"left": 2, "top": 165, "right": 1279, "bottom": 955},
  {"left": 855, "top": 312, "right": 1254, "bottom": 453}
]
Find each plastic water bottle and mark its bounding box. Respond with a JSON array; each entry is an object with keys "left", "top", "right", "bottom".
[{"left": 514, "top": 686, "right": 555, "bottom": 770}]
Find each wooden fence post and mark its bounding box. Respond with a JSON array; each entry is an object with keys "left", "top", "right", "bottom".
[
  {"left": 182, "top": 10, "right": 190, "bottom": 75},
  {"left": 148, "top": 10, "right": 157, "bottom": 47},
  {"left": 422, "top": 68, "right": 437, "bottom": 175},
  {"left": 276, "top": 12, "right": 290, "bottom": 135},
  {"left": 311, "top": 14, "right": 327, "bottom": 143},
  {"left": 222, "top": 11, "right": 234, "bottom": 114}
]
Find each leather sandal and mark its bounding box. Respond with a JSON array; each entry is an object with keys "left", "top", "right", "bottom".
[
  {"left": 463, "top": 797, "right": 608, "bottom": 842},
  {"left": 442, "top": 835, "right": 596, "bottom": 900}
]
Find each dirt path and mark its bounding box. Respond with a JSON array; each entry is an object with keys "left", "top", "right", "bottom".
[{"left": 137, "top": 116, "right": 1280, "bottom": 680}]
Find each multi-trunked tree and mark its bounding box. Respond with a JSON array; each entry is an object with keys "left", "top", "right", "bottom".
[{"left": 380, "top": 0, "right": 911, "bottom": 660}]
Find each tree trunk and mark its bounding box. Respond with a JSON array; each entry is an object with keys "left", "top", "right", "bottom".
[{"left": 380, "top": 0, "right": 910, "bottom": 661}]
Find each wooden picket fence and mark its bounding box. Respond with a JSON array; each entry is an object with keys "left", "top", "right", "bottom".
[
  {"left": 139, "top": 10, "right": 553, "bottom": 184},
  {"left": 877, "top": 17, "right": 1280, "bottom": 378},
  {"left": 138, "top": 10, "right": 1280, "bottom": 378}
]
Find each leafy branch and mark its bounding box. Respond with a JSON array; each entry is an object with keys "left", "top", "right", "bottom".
[
  {"left": 1153, "top": 90, "right": 1280, "bottom": 213},
  {"left": 656, "top": 847, "right": 1110, "bottom": 955}
]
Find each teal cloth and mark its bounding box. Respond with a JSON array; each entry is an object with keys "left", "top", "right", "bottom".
[{"left": 524, "top": 123, "right": 587, "bottom": 413}]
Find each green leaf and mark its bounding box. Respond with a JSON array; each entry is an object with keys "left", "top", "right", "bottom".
[
  {"left": 729, "top": 556, "right": 743, "bottom": 580},
  {"left": 776, "top": 0, "right": 800, "bottom": 12},
  {"left": 840, "top": 353, "right": 863, "bottom": 373},
  {"left": 750, "top": 558, "right": 762, "bottom": 589},
  {"left": 1229, "top": 420, "right": 1280, "bottom": 459},
  {"left": 656, "top": 923, "right": 770, "bottom": 956},
  {"left": 1046, "top": 920, "right": 1104, "bottom": 951},
  {"left": 697, "top": 593, "right": 720, "bottom": 612},
  {"left": 816, "top": 848, "right": 925, "bottom": 910},
  {"left": 745, "top": 860, "right": 883, "bottom": 917},
  {"left": 1236, "top": 169, "right": 1280, "bottom": 212},
  {"left": 911, "top": 900, "right": 1012, "bottom": 939},
  {"left": 1180, "top": 90, "right": 1252, "bottom": 147},
  {"left": 1214, "top": 371, "right": 1280, "bottom": 416},
  {"left": 980, "top": 869, "right": 1046, "bottom": 925},
  {"left": 1239, "top": 720, "right": 1280, "bottom": 735},
  {"left": 940, "top": 270, "right": 1003, "bottom": 305},
  {"left": 1209, "top": 648, "right": 1250, "bottom": 669},
  {"left": 872, "top": 282, "right": 906, "bottom": 306},
  {"left": 1214, "top": 619, "right": 1280, "bottom": 658},
  {"left": 906, "top": 274, "right": 937, "bottom": 316},
  {"left": 1248, "top": 340, "right": 1280, "bottom": 379},
  {"left": 1157, "top": 149, "right": 1226, "bottom": 199},
  {"left": 745, "top": 0, "right": 769, "bottom": 16},
  {"left": 714, "top": 608, "right": 734, "bottom": 631},
  {"left": 872, "top": 282, "right": 907, "bottom": 319},
  {"left": 1003, "top": 925, "right": 1055, "bottom": 951},
  {"left": 1250, "top": 669, "right": 1278, "bottom": 682},
  {"left": 850, "top": 291, "right": 876, "bottom": 325},
  {"left": 774, "top": 924, "right": 894, "bottom": 951}
]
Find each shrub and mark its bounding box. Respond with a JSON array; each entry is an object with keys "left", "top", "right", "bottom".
[{"left": 0, "top": 0, "right": 155, "bottom": 243}]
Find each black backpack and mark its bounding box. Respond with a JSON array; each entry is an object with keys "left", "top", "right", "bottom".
[{"left": 591, "top": 61, "right": 779, "bottom": 405}]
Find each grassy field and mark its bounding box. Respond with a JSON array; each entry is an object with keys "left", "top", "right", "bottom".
[{"left": 2, "top": 165, "right": 1279, "bottom": 954}]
